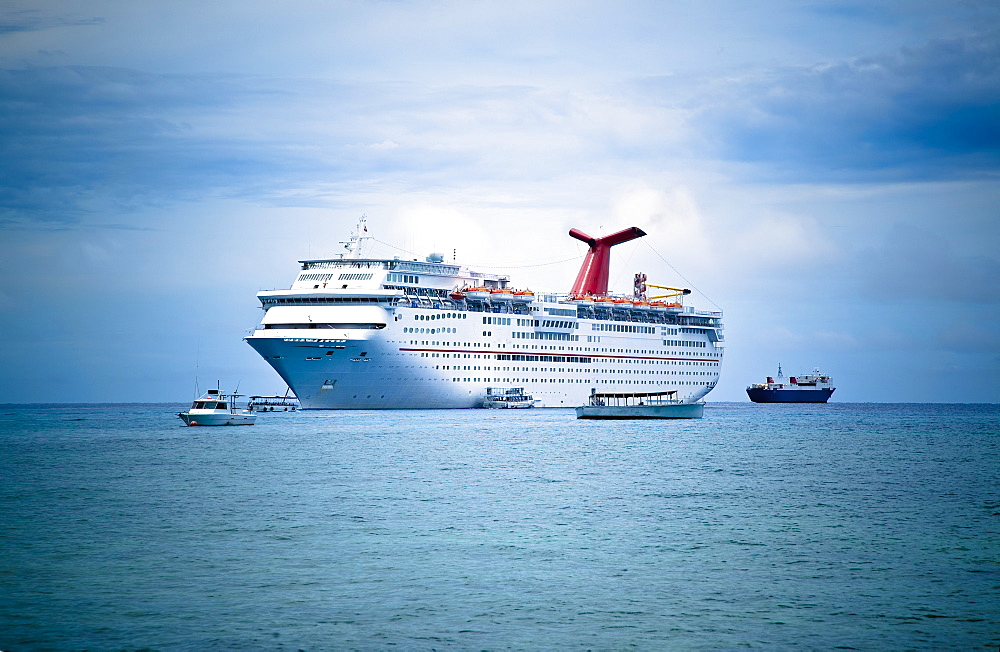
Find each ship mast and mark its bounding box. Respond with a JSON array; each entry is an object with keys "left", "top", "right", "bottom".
[{"left": 337, "top": 214, "right": 371, "bottom": 259}]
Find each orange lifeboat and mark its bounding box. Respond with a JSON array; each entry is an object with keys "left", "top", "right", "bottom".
[
  {"left": 594, "top": 296, "right": 615, "bottom": 309},
  {"left": 490, "top": 288, "right": 514, "bottom": 302},
  {"left": 512, "top": 290, "right": 535, "bottom": 303},
  {"left": 464, "top": 286, "right": 491, "bottom": 301}
]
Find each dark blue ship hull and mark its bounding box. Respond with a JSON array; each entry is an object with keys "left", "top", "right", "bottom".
[{"left": 746, "top": 387, "right": 834, "bottom": 403}]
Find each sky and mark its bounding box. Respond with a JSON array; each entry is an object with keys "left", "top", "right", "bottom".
[{"left": 1, "top": 0, "right": 998, "bottom": 403}]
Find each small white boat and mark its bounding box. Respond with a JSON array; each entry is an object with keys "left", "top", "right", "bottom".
[
  {"left": 576, "top": 389, "right": 704, "bottom": 419},
  {"left": 178, "top": 388, "right": 257, "bottom": 426},
  {"left": 483, "top": 387, "right": 537, "bottom": 409}
]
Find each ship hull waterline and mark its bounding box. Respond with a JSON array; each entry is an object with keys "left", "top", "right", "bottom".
[
  {"left": 746, "top": 388, "right": 834, "bottom": 403},
  {"left": 575, "top": 403, "right": 705, "bottom": 419}
]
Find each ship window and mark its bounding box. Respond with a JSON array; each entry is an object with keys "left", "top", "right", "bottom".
[{"left": 218, "top": 403, "right": 227, "bottom": 409}]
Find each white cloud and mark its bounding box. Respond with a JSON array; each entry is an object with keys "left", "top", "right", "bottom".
[{"left": 729, "top": 212, "right": 837, "bottom": 271}]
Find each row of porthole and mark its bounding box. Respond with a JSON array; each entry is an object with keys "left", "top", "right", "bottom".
[
  {"left": 404, "top": 327, "right": 457, "bottom": 334},
  {"left": 413, "top": 312, "right": 467, "bottom": 321}
]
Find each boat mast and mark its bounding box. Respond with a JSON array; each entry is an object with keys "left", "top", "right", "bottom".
[{"left": 337, "top": 214, "right": 371, "bottom": 259}]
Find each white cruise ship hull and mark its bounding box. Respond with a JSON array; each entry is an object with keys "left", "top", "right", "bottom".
[{"left": 246, "top": 302, "right": 722, "bottom": 410}]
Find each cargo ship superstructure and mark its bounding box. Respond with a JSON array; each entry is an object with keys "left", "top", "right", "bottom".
[{"left": 245, "top": 218, "right": 724, "bottom": 409}]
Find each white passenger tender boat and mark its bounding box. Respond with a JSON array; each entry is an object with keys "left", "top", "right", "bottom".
[
  {"left": 483, "top": 387, "right": 536, "bottom": 408},
  {"left": 178, "top": 389, "right": 257, "bottom": 426},
  {"left": 575, "top": 389, "right": 704, "bottom": 419},
  {"left": 247, "top": 390, "right": 300, "bottom": 412}
]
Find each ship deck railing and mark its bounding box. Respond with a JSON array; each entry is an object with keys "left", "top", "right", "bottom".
[{"left": 264, "top": 290, "right": 721, "bottom": 326}]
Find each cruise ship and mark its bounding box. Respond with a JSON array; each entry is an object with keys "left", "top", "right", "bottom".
[{"left": 245, "top": 217, "right": 724, "bottom": 409}]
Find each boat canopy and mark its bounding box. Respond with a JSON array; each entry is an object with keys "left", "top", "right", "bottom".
[{"left": 590, "top": 390, "right": 678, "bottom": 399}]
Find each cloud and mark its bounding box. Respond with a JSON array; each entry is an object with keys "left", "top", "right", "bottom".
[
  {"left": 8, "top": 25, "right": 994, "bottom": 235},
  {"left": 0, "top": 8, "right": 102, "bottom": 36},
  {"left": 0, "top": 62, "right": 693, "bottom": 233},
  {"left": 0, "top": 66, "right": 262, "bottom": 226},
  {"left": 728, "top": 212, "right": 837, "bottom": 272},
  {"left": 684, "top": 32, "right": 1000, "bottom": 181},
  {"left": 854, "top": 221, "right": 1000, "bottom": 304}
]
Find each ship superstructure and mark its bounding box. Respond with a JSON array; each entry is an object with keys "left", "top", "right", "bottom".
[{"left": 245, "top": 218, "right": 724, "bottom": 409}]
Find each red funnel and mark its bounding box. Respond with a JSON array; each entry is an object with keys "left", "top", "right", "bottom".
[{"left": 569, "top": 226, "right": 646, "bottom": 296}]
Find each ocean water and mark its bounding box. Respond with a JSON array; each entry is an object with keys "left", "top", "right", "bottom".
[{"left": 1, "top": 402, "right": 997, "bottom": 650}]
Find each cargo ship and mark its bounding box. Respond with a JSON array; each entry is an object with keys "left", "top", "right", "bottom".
[{"left": 746, "top": 365, "right": 835, "bottom": 403}]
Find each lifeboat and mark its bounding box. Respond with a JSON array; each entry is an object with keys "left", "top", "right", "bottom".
[
  {"left": 568, "top": 294, "right": 594, "bottom": 307},
  {"left": 631, "top": 300, "right": 650, "bottom": 310},
  {"left": 594, "top": 297, "right": 615, "bottom": 310},
  {"left": 512, "top": 290, "right": 535, "bottom": 303},
  {"left": 647, "top": 301, "right": 667, "bottom": 312},
  {"left": 490, "top": 288, "right": 514, "bottom": 302},
  {"left": 664, "top": 302, "right": 684, "bottom": 312},
  {"left": 464, "top": 286, "right": 491, "bottom": 301},
  {"left": 449, "top": 289, "right": 467, "bottom": 300}
]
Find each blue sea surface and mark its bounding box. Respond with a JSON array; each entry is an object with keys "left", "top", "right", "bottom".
[{"left": 1, "top": 402, "right": 998, "bottom": 650}]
